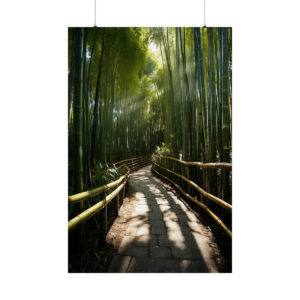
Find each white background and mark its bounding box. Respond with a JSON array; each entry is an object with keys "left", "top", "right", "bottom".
[{"left": 0, "top": 0, "right": 299, "bottom": 299}]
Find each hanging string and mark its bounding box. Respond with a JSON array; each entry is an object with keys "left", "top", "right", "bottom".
[
  {"left": 204, "top": 0, "right": 206, "bottom": 27},
  {"left": 94, "top": 0, "right": 97, "bottom": 27}
]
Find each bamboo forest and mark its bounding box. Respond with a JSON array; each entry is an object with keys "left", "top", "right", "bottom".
[{"left": 68, "top": 27, "right": 232, "bottom": 273}]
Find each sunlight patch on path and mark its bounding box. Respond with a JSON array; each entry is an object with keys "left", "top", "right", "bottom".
[{"left": 108, "top": 165, "right": 218, "bottom": 273}]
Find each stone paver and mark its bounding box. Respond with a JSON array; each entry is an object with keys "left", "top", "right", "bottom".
[
  {"left": 167, "top": 226, "right": 193, "bottom": 236},
  {"left": 149, "top": 211, "right": 163, "bottom": 221},
  {"left": 158, "top": 235, "right": 173, "bottom": 247},
  {"left": 136, "top": 225, "right": 150, "bottom": 236},
  {"left": 149, "top": 245, "right": 172, "bottom": 258},
  {"left": 134, "top": 235, "right": 157, "bottom": 246},
  {"left": 151, "top": 227, "right": 167, "bottom": 235},
  {"left": 108, "top": 255, "right": 132, "bottom": 273},
  {"left": 120, "top": 246, "right": 148, "bottom": 257},
  {"left": 128, "top": 257, "right": 181, "bottom": 273},
  {"left": 151, "top": 220, "right": 165, "bottom": 227},
  {"left": 171, "top": 243, "right": 203, "bottom": 259},
  {"left": 108, "top": 165, "right": 218, "bottom": 273},
  {"left": 180, "top": 259, "right": 210, "bottom": 273}
]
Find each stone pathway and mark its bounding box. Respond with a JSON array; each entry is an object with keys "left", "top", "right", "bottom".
[{"left": 108, "top": 165, "right": 218, "bottom": 273}]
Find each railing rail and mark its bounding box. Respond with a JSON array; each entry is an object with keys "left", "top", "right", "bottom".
[
  {"left": 68, "top": 180, "right": 127, "bottom": 232},
  {"left": 68, "top": 166, "right": 130, "bottom": 203},
  {"left": 153, "top": 162, "right": 232, "bottom": 212},
  {"left": 161, "top": 156, "right": 232, "bottom": 170},
  {"left": 114, "top": 155, "right": 151, "bottom": 171},
  {"left": 152, "top": 156, "right": 232, "bottom": 239},
  {"left": 68, "top": 156, "right": 152, "bottom": 249},
  {"left": 114, "top": 155, "right": 150, "bottom": 166}
]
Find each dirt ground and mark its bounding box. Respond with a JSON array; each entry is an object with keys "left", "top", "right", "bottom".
[{"left": 68, "top": 185, "right": 137, "bottom": 273}]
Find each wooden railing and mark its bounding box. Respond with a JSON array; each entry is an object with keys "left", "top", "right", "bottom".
[
  {"left": 114, "top": 155, "right": 151, "bottom": 171},
  {"left": 68, "top": 155, "right": 151, "bottom": 247},
  {"left": 152, "top": 155, "right": 232, "bottom": 238}
]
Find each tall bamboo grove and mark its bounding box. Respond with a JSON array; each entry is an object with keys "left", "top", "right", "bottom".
[{"left": 68, "top": 27, "right": 232, "bottom": 201}]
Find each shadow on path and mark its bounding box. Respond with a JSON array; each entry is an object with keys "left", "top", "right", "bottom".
[{"left": 108, "top": 165, "right": 218, "bottom": 273}]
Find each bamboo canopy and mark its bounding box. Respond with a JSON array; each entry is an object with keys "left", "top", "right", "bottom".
[{"left": 68, "top": 27, "right": 232, "bottom": 205}]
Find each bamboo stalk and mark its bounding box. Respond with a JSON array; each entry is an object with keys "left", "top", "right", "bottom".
[
  {"left": 72, "top": 27, "right": 85, "bottom": 250},
  {"left": 90, "top": 31, "right": 105, "bottom": 169},
  {"left": 115, "top": 191, "right": 120, "bottom": 216},
  {"left": 73, "top": 28, "right": 84, "bottom": 195},
  {"left": 99, "top": 190, "right": 107, "bottom": 247},
  {"left": 186, "top": 164, "right": 191, "bottom": 194}
]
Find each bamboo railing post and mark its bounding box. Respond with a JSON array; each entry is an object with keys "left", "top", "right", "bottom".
[
  {"left": 72, "top": 201, "right": 85, "bottom": 254},
  {"left": 115, "top": 186, "right": 120, "bottom": 216},
  {"left": 166, "top": 158, "right": 167, "bottom": 178},
  {"left": 222, "top": 169, "right": 229, "bottom": 204},
  {"left": 211, "top": 168, "right": 217, "bottom": 199},
  {"left": 186, "top": 165, "right": 191, "bottom": 195},
  {"left": 98, "top": 191, "right": 107, "bottom": 248},
  {"left": 176, "top": 162, "right": 178, "bottom": 185},
  {"left": 205, "top": 169, "right": 210, "bottom": 207},
  {"left": 180, "top": 161, "right": 184, "bottom": 189},
  {"left": 125, "top": 173, "right": 129, "bottom": 193},
  {"left": 122, "top": 182, "right": 126, "bottom": 204},
  {"left": 172, "top": 159, "right": 175, "bottom": 183}
]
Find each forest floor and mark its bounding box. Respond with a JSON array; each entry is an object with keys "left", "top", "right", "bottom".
[{"left": 69, "top": 165, "right": 230, "bottom": 273}]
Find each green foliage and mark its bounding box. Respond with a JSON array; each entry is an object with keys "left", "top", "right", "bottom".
[
  {"left": 154, "top": 68, "right": 165, "bottom": 90},
  {"left": 143, "top": 56, "right": 156, "bottom": 75},
  {"left": 92, "top": 162, "right": 122, "bottom": 187},
  {"left": 155, "top": 142, "right": 170, "bottom": 156}
]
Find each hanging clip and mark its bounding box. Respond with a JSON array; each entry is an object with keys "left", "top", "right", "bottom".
[
  {"left": 203, "top": 0, "right": 207, "bottom": 28},
  {"left": 94, "top": 0, "right": 97, "bottom": 27}
]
